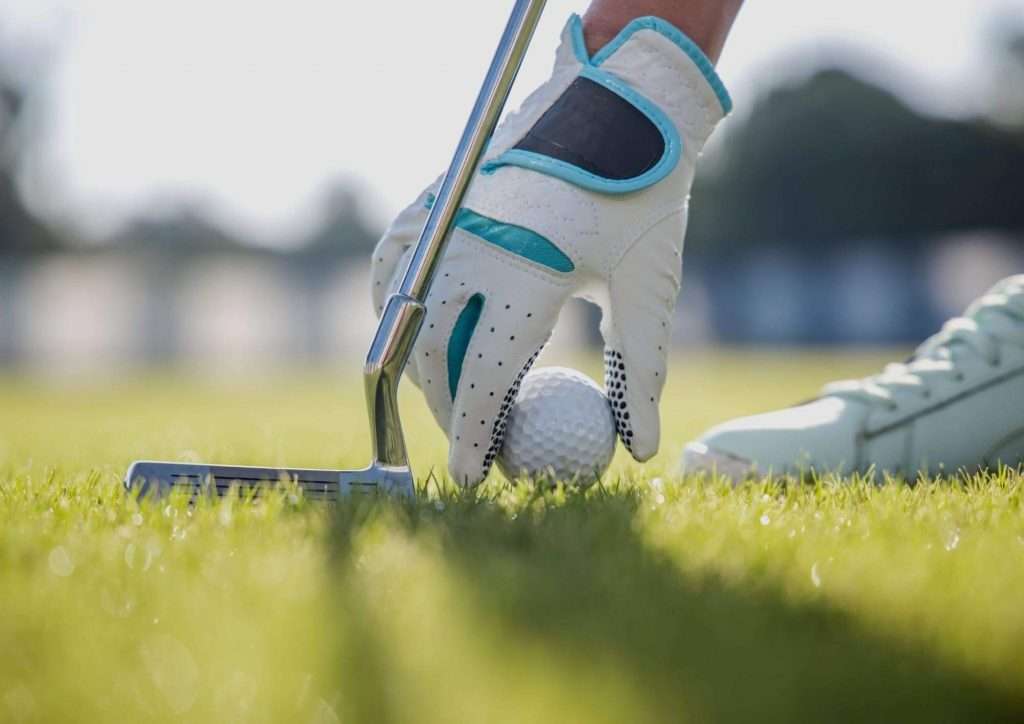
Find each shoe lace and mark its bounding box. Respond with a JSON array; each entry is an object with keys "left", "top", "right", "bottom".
[{"left": 824, "top": 275, "right": 1024, "bottom": 410}]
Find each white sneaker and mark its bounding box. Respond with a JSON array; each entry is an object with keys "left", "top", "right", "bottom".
[{"left": 683, "top": 275, "right": 1024, "bottom": 481}]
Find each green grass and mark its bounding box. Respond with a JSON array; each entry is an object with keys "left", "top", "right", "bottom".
[{"left": 2, "top": 350, "right": 1024, "bottom": 722}]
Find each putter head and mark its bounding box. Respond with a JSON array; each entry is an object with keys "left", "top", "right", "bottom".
[
  {"left": 121, "top": 0, "right": 544, "bottom": 508},
  {"left": 337, "top": 463, "right": 417, "bottom": 498},
  {"left": 124, "top": 460, "right": 415, "bottom": 501}
]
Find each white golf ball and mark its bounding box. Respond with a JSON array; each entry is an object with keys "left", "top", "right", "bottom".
[{"left": 496, "top": 366, "right": 617, "bottom": 485}]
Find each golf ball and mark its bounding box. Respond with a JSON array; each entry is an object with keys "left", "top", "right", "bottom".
[{"left": 496, "top": 366, "right": 617, "bottom": 485}]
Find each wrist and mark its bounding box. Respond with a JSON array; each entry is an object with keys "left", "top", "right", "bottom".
[
  {"left": 581, "top": 2, "right": 742, "bottom": 63},
  {"left": 580, "top": 11, "right": 621, "bottom": 56}
]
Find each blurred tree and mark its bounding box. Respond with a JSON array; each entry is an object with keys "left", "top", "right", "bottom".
[
  {"left": 298, "top": 181, "right": 381, "bottom": 260},
  {"left": 0, "top": 69, "right": 60, "bottom": 253},
  {"left": 689, "top": 63, "right": 1024, "bottom": 258},
  {"left": 109, "top": 205, "right": 247, "bottom": 256},
  {"left": 989, "top": 26, "right": 1024, "bottom": 127},
  {"left": 108, "top": 182, "right": 382, "bottom": 260}
]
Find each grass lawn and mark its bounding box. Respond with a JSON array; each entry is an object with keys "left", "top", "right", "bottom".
[{"left": 2, "top": 350, "right": 1023, "bottom": 723}]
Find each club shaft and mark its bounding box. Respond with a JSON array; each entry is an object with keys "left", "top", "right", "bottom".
[
  {"left": 360, "top": 0, "right": 548, "bottom": 475},
  {"left": 398, "top": 0, "right": 547, "bottom": 301},
  {"left": 123, "top": 2, "right": 548, "bottom": 501}
]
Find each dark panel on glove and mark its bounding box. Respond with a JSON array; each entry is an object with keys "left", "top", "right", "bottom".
[{"left": 513, "top": 77, "right": 665, "bottom": 181}]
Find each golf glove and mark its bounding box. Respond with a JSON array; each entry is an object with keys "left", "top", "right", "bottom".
[{"left": 371, "top": 14, "right": 731, "bottom": 485}]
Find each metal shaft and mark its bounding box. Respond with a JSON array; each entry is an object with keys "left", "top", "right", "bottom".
[
  {"left": 399, "top": 0, "right": 547, "bottom": 301},
  {"left": 362, "top": 0, "right": 547, "bottom": 472},
  {"left": 125, "top": 1, "right": 548, "bottom": 501}
]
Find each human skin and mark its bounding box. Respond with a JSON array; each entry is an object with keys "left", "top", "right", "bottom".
[{"left": 581, "top": 0, "right": 745, "bottom": 61}]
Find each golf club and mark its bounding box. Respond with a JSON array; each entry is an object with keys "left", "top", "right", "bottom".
[{"left": 125, "top": 0, "right": 548, "bottom": 500}]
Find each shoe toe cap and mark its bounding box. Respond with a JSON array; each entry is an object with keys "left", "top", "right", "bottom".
[{"left": 682, "top": 397, "right": 865, "bottom": 482}]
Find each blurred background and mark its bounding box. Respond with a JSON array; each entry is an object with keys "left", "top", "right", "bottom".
[{"left": 1, "top": 0, "right": 1023, "bottom": 376}]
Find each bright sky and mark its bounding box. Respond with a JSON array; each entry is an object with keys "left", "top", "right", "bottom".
[{"left": 3, "top": 0, "right": 1024, "bottom": 245}]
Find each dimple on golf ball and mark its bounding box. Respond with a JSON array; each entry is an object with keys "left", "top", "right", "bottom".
[{"left": 496, "top": 366, "right": 617, "bottom": 485}]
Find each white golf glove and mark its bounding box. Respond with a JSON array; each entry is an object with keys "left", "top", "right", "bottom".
[{"left": 371, "top": 14, "right": 731, "bottom": 485}]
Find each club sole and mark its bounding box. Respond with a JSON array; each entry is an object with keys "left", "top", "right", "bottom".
[{"left": 124, "top": 461, "right": 415, "bottom": 501}]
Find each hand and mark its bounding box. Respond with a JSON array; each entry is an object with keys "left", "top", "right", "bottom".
[{"left": 371, "top": 14, "right": 731, "bottom": 485}]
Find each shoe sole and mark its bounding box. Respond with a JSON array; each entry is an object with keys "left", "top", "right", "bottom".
[{"left": 681, "top": 442, "right": 756, "bottom": 484}]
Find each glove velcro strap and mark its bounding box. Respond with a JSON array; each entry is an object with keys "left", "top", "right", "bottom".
[{"left": 482, "top": 65, "right": 681, "bottom": 194}]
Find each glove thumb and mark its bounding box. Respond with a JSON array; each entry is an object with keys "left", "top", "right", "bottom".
[{"left": 600, "top": 210, "right": 685, "bottom": 461}]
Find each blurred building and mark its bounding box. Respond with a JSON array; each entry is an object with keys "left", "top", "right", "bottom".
[
  {"left": 2, "top": 39, "right": 1024, "bottom": 374},
  {"left": 3, "top": 234, "right": 1023, "bottom": 375}
]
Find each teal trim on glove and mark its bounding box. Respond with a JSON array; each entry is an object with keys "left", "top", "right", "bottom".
[
  {"left": 426, "top": 194, "right": 574, "bottom": 273},
  {"left": 448, "top": 293, "right": 484, "bottom": 399},
  {"left": 587, "top": 15, "right": 732, "bottom": 114},
  {"left": 481, "top": 14, "right": 730, "bottom": 195}
]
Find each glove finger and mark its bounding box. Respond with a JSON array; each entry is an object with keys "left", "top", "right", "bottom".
[
  {"left": 370, "top": 183, "right": 439, "bottom": 316},
  {"left": 445, "top": 297, "right": 558, "bottom": 487},
  {"left": 600, "top": 211, "right": 685, "bottom": 461},
  {"left": 407, "top": 229, "right": 572, "bottom": 486}
]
